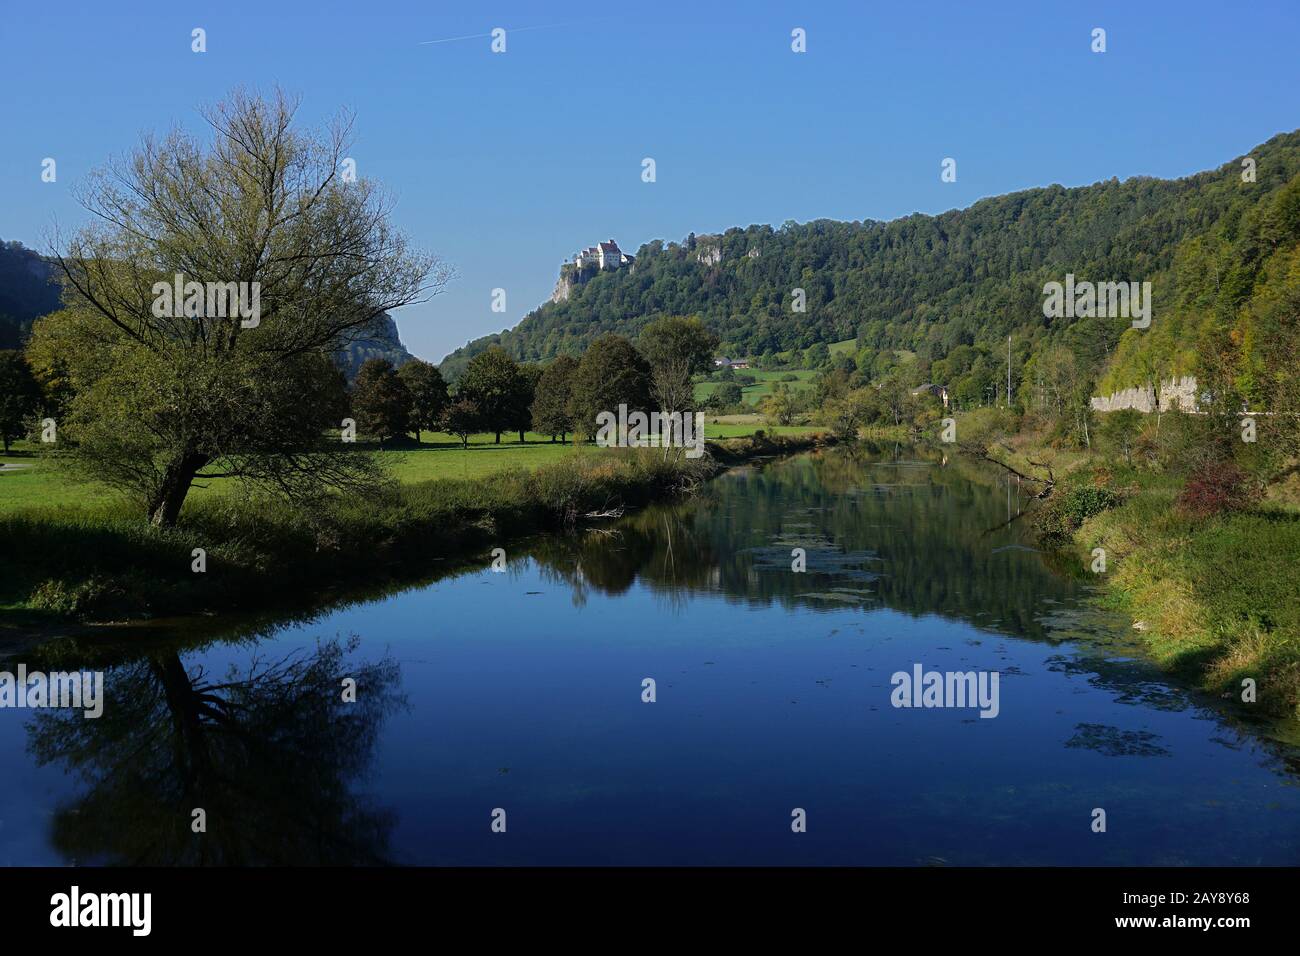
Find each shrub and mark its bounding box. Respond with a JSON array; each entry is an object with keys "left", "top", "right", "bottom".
[
  {"left": 31, "top": 574, "right": 132, "bottom": 616},
  {"left": 1034, "top": 483, "right": 1121, "bottom": 542},
  {"left": 1062, "top": 485, "right": 1121, "bottom": 525},
  {"left": 1177, "top": 459, "right": 1261, "bottom": 518}
]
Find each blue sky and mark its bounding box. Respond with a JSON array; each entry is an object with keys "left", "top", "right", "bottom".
[{"left": 2, "top": 1, "right": 1298, "bottom": 362}]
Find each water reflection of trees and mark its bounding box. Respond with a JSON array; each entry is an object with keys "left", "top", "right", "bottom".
[
  {"left": 520, "top": 447, "right": 1300, "bottom": 767},
  {"left": 27, "top": 636, "right": 404, "bottom": 865},
  {"left": 525, "top": 445, "right": 1080, "bottom": 642}
]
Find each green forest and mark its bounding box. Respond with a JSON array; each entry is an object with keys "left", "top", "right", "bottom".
[{"left": 441, "top": 129, "right": 1300, "bottom": 426}]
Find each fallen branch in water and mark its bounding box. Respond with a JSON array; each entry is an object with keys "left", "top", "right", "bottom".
[
  {"left": 976, "top": 449, "right": 1055, "bottom": 486},
  {"left": 966, "top": 446, "right": 1056, "bottom": 536},
  {"left": 1025, "top": 458, "right": 1056, "bottom": 484}
]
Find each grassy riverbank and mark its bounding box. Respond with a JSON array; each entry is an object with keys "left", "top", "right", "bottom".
[
  {"left": 1060, "top": 466, "right": 1300, "bottom": 719},
  {"left": 0, "top": 431, "right": 829, "bottom": 631},
  {"left": 0, "top": 420, "right": 822, "bottom": 510},
  {"left": 958, "top": 408, "right": 1300, "bottom": 720}
]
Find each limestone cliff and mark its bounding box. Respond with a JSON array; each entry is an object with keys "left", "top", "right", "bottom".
[{"left": 336, "top": 312, "right": 416, "bottom": 381}]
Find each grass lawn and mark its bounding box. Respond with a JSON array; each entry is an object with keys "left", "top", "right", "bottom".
[
  {"left": 1, "top": 419, "right": 800, "bottom": 515},
  {"left": 384, "top": 432, "right": 604, "bottom": 483},
  {"left": 1, "top": 447, "right": 125, "bottom": 511},
  {"left": 702, "top": 415, "right": 821, "bottom": 438}
]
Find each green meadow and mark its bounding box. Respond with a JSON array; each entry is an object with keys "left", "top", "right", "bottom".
[
  {"left": 0, "top": 430, "right": 827, "bottom": 623},
  {"left": 694, "top": 369, "right": 817, "bottom": 406},
  {"left": 0, "top": 419, "right": 821, "bottom": 516},
  {"left": 693, "top": 340, "right": 924, "bottom": 409}
]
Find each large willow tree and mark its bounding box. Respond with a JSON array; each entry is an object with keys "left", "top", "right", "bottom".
[{"left": 32, "top": 88, "right": 450, "bottom": 525}]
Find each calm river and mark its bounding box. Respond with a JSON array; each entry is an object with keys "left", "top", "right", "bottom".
[{"left": 3, "top": 445, "right": 1298, "bottom": 865}]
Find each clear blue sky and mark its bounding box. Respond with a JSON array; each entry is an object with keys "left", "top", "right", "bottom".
[{"left": 2, "top": 1, "right": 1298, "bottom": 362}]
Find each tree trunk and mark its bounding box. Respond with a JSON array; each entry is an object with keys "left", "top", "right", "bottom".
[
  {"left": 147, "top": 451, "right": 208, "bottom": 527},
  {"left": 495, "top": 432, "right": 501, "bottom": 444},
  {"left": 518, "top": 430, "right": 525, "bottom": 443}
]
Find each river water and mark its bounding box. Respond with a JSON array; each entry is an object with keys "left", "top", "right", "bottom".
[{"left": 3, "top": 445, "right": 1298, "bottom": 865}]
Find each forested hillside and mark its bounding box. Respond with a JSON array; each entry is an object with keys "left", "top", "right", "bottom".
[
  {"left": 0, "top": 240, "right": 60, "bottom": 348},
  {"left": 440, "top": 130, "right": 1300, "bottom": 399}
]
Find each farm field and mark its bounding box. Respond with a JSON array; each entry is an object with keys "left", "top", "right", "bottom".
[
  {"left": 697, "top": 340, "right": 922, "bottom": 407},
  {"left": 695, "top": 369, "right": 817, "bottom": 406}
]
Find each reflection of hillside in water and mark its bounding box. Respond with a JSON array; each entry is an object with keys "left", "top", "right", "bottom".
[{"left": 528, "top": 443, "right": 1081, "bottom": 643}]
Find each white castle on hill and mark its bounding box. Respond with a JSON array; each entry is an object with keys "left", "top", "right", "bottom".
[{"left": 574, "top": 238, "right": 635, "bottom": 271}]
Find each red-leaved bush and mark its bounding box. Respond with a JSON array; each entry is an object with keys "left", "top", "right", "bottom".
[{"left": 1176, "top": 460, "right": 1261, "bottom": 518}]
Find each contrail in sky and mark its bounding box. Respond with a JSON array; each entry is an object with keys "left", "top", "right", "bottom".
[{"left": 418, "top": 22, "right": 600, "bottom": 45}]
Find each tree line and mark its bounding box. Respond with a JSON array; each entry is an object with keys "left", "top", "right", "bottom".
[{"left": 350, "top": 315, "right": 718, "bottom": 446}]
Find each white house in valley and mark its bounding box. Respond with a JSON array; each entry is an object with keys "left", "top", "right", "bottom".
[{"left": 910, "top": 382, "right": 950, "bottom": 409}]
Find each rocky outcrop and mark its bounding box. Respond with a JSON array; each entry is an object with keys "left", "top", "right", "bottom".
[
  {"left": 336, "top": 312, "right": 415, "bottom": 381},
  {"left": 696, "top": 244, "right": 722, "bottom": 266},
  {"left": 551, "top": 272, "right": 573, "bottom": 304},
  {"left": 551, "top": 262, "right": 602, "bottom": 303},
  {"left": 1090, "top": 376, "right": 1199, "bottom": 413}
]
